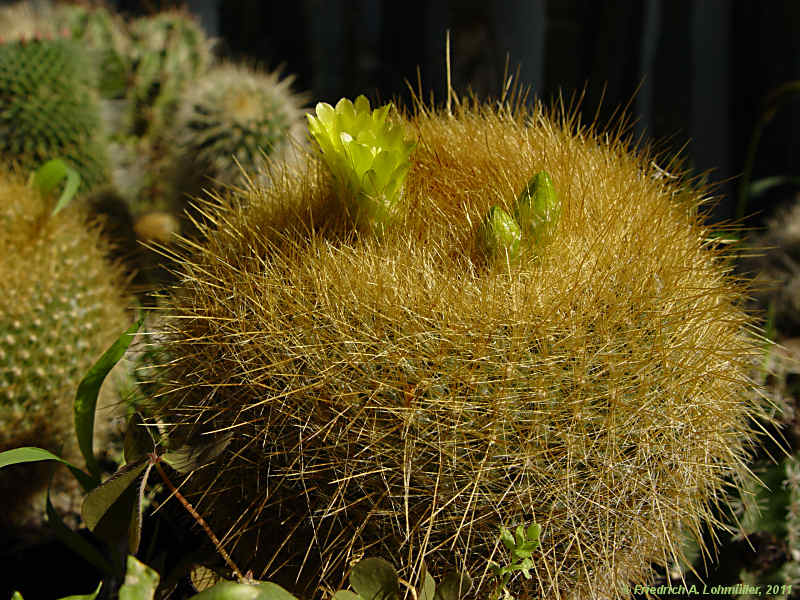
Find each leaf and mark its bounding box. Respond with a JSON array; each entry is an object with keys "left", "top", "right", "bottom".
[
  {"left": 525, "top": 523, "right": 540, "bottom": 544},
  {"left": 119, "top": 555, "right": 160, "bottom": 600},
  {"left": 418, "top": 562, "right": 436, "bottom": 600},
  {"left": 499, "top": 527, "right": 515, "bottom": 551},
  {"left": 349, "top": 558, "right": 400, "bottom": 600},
  {"left": 75, "top": 317, "right": 143, "bottom": 481},
  {"left": 188, "top": 581, "right": 300, "bottom": 600},
  {"left": 56, "top": 582, "right": 103, "bottom": 599},
  {"left": 82, "top": 459, "right": 148, "bottom": 532},
  {"left": 161, "top": 431, "right": 233, "bottom": 474},
  {"left": 128, "top": 461, "right": 155, "bottom": 554},
  {"left": 0, "top": 447, "right": 95, "bottom": 492},
  {"left": 46, "top": 491, "right": 117, "bottom": 577},
  {"left": 332, "top": 592, "right": 361, "bottom": 600},
  {"left": 124, "top": 413, "right": 154, "bottom": 465},
  {"left": 29, "top": 158, "right": 82, "bottom": 215},
  {"left": 434, "top": 572, "right": 472, "bottom": 600}
]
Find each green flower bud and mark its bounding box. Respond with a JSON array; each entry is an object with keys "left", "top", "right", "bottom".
[
  {"left": 478, "top": 205, "right": 522, "bottom": 262},
  {"left": 514, "top": 170, "right": 560, "bottom": 245},
  {"left": 307, "top": 95, "right": 416, "bottom": 234}
]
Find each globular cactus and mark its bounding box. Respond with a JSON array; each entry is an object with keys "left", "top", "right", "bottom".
[
  {"left": 169, "top": 62, "right": 307, "bottom": 195},
  {"left": 148, "top": 95, "right": 771, "bottom": 599},
  {"left": 0, "top": 168, "right": 130, "bottom": 527},
  {"left": 127, "top": 8, "right": 216, "bottom": 137},
  {"left": 0, "top": 37, "right": 110, "bottom": 191}
]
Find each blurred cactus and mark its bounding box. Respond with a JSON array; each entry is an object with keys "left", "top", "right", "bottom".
[
  {"left": 169, "top": 62, "right": 307, "bottom": 194},
  {"left": 0, "top": 167, "right": 129, "bottom": 526},
  {"left": 0, "top": 37, "right": 110, "bottom": 191},
  {"left": 128, "top": 8, "right": 216, "bottom": 137}
]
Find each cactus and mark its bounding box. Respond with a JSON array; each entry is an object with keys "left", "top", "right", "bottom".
[
  {"left": 0, "top": 37, "right": 110, "bottom": 191},
  {"left": 0, "top": 167, "right": 130, "bottom": 526},
  {"left": 53, "top": 2, "right": 133, "bottom": 100},
  {"left": 147, "top": 95, "right": 771, "bottom": 598},
  {"left": 169, "top": 62, "right": 307, "bottom": 194},
  {"left": 128, "top": 8, "right": 216, "bottom": 137}
]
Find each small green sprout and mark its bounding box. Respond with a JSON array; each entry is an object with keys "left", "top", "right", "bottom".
[
  {"left": 513, "top": 170, "right": 560, "bottom": 246},
  {"left": 307, "top": 95, "right": 416, "bottom": 234},
  {"left": 489, "top": 522, "right": 541, "bottom": 600},
  {"left": 477, "top": 205, "right": 522, "bottom": 263}
]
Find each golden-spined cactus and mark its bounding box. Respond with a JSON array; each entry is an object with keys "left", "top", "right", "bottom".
[
  {"left": 149, "top": 96, "right": 772, "bottom": 599},
  {"left": 0, "top": 168, "right": 130, "bottom": 526}
]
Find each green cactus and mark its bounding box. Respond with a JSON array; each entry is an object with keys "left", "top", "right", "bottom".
[
  {"left": 170, "top": 62, "right": 307, "bottom": 192},
  {"left": 0, "top": 37, "right": 110, "bottom": 190},
  {"left": 148, "top": 95, "right": 770, "bottom": 598},
  {"left": 128, "top": 8, "right": 216, "bottom": 137},
  {"left": 54, "top": 3, "right": 133, "bottom": 100},
  {"left": 513, "top": 170, "right": 560, "bottom": 246},
  {"left": 0, "top": 167, "right": 129, "bottom": 527},
  {"left": 477, "top": 205, "right": 522, "bottom": 262}
]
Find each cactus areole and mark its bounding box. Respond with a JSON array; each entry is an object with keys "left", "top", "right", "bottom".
[{"left": 152, "top": 95, "right": 770, "bottom": 599}]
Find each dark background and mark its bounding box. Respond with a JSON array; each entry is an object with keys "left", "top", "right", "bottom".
[{"left": 57, "top": 0, "right": 800, "bottom": 227}]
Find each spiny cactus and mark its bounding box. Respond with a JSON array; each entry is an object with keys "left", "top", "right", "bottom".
[
  {"left": 128, "top": 8, "right": 216, "bottom": 137},
  {"left": 53, "top": 2, "right": 133, "bottom": 100},
  {"left": 169, "top": 62, "right": 307, "bottom": 194},
  {"left": 0, "top": 167, "right": 130, "bottom": 526},
  {"left": 0, "top": 37, "right": 110, "bottom": 191},
  {"left": 148, "top": 95, "right": 771, "bottom": 599}
]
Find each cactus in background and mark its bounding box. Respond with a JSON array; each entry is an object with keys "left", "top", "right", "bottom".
[
  {"left": 128, "top": 8, "right": 216, "bottom": 137},
  {"left": 147, "top": 93, "right": 771, "bottom": 598},
  {"left": 0, "top": 167, "right": 130, "bottom": 526},
  {"left": 0, "top": 37, "right": 110, "bottom": 191},
  {"left": 169, "top": 62, "right": 307, "bottom": 194},
  {"left": 53, "top": 2, "right": 133, "bottom": 100}
]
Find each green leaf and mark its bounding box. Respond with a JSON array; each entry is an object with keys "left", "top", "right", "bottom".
[
  {"left": 499, "top": 527, "right": 515, "bottom": 551},
  {"left": 12, "top": 593, "right": 23, "bottom": 600},
  {"left": 514, "top": 525, "right": 525, "bottom": 546},
  {"left": 418, "top": 562, "right": 436, "bottom": 600},
  {"left": 46, "top": 490, "right": 117, "bottom": 577},
  {"left": 434, "top": 572, "right": 472, "bottom": 600},
  {"left": 189, "top": 581, "right": 300, "bottom": 599},
  {"left": 56, "top": 582, "right": 103, "bottom": 599},
  {"left": 525, "top": 523, "right": 540, "bottom": 544},
  {"left": 119, "top": 555, "right": 160, "bottom": 600},
  {"left": 350, "top": 558, "right": 400, "bottom": 600},
  {"left": 0, "top": 447, "right": 95, "bottom": 492},
  {"left": 332, "top": 592, "right": 361, "bottom": 600},
  {"left": 161, "top": 431, "right": 233, "bottom": 474},
  {"left": 75, "top": 317, "right": 143, "bottom": 481},
  {"left": 82, "top": 459, "right": 148, "bottom": 532},
  {"left": 124, "top": 413, "right": 154, "bottom": 465},
  {"left": 30, "top": 158, "right": 82, "bottom": 215}
]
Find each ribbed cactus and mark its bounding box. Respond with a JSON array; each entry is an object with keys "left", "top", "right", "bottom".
[
  {"left": 53, "top": 3, "right": 133, "bottom": 100},
  {"left": 147, "top": 95, "right": 771, "bottom": 598},
  {"left": 170, "top": 62, "right": 306, "bottom": 192},
  {"left": 0, "top": 37, "right": 110, "bottom": 191},
  {"left": 0, "top": 168, "right": 130, "bottom": 526},
  {"left": 128, "top": 8, "right": 216, "bottom": 137}
]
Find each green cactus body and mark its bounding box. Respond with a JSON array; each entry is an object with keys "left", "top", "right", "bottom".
[
  {"left": 0, "top": 169, "right": 129, "bottom": 526},
  {"left": 477, "top": 205, "right": 522, "bottom": 262},
  {"left": 170, "top": 63, "right": 306, "bottom": 191},
  {"left": 513, "top": 170, "right": 560, "bottom": 246},
  {"left": 54, "top": 3, "right": 133, "bottom": 100},
  {"left": 0, "top": 38, "right": 109, "bottom": 190},
  {"left": 150, "top": 97, "right": 769, "bottom": 598},
  {"left": 128, "top": 9, "right": 215, "bottom": 136}
]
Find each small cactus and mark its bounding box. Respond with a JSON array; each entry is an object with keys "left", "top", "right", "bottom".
[{"left": 170, "top": 62, "right": 307, "bottom": 192}]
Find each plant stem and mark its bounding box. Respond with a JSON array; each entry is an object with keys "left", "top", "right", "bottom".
[{"left": 153, "top": 459, "right": 245, "bottom": 581}]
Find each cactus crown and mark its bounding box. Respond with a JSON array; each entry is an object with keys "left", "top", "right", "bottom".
[{"left": 307, "top": 95, "right": 416, "bottom": 233}]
